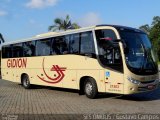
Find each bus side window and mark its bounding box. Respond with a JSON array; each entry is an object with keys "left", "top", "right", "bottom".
[
  {"left": 2, "top": 45, "right": 12, "bottom": 58},
  {"left": 23, "top": 41, "right": 36, "bottom": 57},
  {"left": 51, "top": 36, "right": 69, "bottom": 55},
  {"left": 69, "top": 33, "right": 80, "bottom": 54},
  {"left": 63, "top": 35, "right": 70, "bottom": 54},
  {"left": 52, "top": 37, "right": 63, "bottom": 55},
  {"left": 51, "top": 38, "right": 56, "bottom": 55},
  {"left": 36, "top": 39, "right": 51, "bottom": 56},
  {"left": 2, "top": 46, "right": 6, "bottom": 58},
  {"left": 80, "top": 31, "right": 95, "bottom": 55},
  {"left": 12, "top": 43, "right": 23, "bottom": 58}
]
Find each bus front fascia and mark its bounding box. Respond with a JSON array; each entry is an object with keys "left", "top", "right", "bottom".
[{"left": 94, "top": 26, "right": 159, "bottom": 94}]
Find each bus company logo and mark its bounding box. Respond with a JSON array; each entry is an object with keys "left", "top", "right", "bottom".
[{"left": 37, "top": 58, "right": 67, "bottom": 84}]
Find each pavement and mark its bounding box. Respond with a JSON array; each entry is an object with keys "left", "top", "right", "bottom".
[
  {"left": 0, "top": 79, "right": 160, "bottom": 116},
  {"left": 0, "top": 66, "right": 160, "bottom": 119}
]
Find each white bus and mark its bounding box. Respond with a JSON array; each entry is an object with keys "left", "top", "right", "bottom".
[{"left": 1, "top": 25, "right": 159, "bottom": 98}]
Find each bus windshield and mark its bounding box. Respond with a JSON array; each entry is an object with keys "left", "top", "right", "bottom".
[{"left": 118, "top": 29, "right": 158, "bottom": 75}]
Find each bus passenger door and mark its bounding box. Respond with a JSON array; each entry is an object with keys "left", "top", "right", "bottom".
[
  {"left": 104, "top": 47, "right": 124, "bottom": 94},
  {"left": 95, "top": 28, "right": 125, "bottom": 94}
]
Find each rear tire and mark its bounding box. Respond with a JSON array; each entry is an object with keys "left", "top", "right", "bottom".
[
  {"left": 84, "top": 78, "right": 98, "bottom": 99},
  {"left": 22, "top": 74, "right": 31, "bottom": 89}
]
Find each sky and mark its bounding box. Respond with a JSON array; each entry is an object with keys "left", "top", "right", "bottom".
[{"left": 0, "top": 0, "right": 160, "bottom": 42}]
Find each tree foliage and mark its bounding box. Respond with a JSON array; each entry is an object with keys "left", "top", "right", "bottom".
[
  {"left": 48, "top": 15, "right": 80, "bottom": 31},
  {"left": 139, "top": 24, "right": 150, "bottom": 35},
  {"left": 139, "top": 16, "right": 160, "bottom": 61}
]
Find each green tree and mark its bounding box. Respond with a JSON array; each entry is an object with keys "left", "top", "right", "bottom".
[
  {"left": 139, "top": 24, "right": 150, "bottom": 35},
  {"left": 152, "top": 16, "right": 160, "bottom": 26},
  {"left": 139, "top": 16, "right": 160, "bottom": 61},
  {"left": 48, "top": 15, "right": 80, "bottom": 31},
  {"left": 149, "top": 21, "right": 160, "bottom": 61}
]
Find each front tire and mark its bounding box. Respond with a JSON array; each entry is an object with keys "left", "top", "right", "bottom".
[
  {"left": 84, "top": 78, "right": 98, "bottom": 99},
  {"left": 22, "top": 75, "right": 31, "bottom": 89}
]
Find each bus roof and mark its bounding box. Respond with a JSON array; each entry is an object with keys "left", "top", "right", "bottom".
[
  {"left": 96, "top": 24, "right": 144, "bottom": 33},
  {"left": 1, "top": 24, "right": 143, "bottom": 46},
  {"left": 2, "top": 26, "right": 96, "bottom": 46}
]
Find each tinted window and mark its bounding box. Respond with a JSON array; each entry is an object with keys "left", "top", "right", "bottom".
[
  {"left": 2, "top": 45, "right": 12, "bottom": 58},
  {"left": 96, "top": 29, "right": 117, "bottom": 40},
  {"left": 23, "top": 41, "right": 36, "bottom": 57},
  {"left": 69, "top": 33, "right": 80, "bottom": 54},
  {"left": 51, "top": 36, "right": 69, "bottom": 55},
  {"left": 96, "top": 29, "right": 123, "bottom": 72},
  {"left": 12, "top": 43, "right": 23, "bottom": 58},
  {"left": 36, "top": 39, "right": 51, "bottom": 56},
  {"left": 64, "top": 35, "right": 70, "bottom": 54},
  {"left": 80, "top": 31, "right": 95, "bottom": 54},
  {"left": 119, "top": 29, "right": 158, "bottom": 75}
]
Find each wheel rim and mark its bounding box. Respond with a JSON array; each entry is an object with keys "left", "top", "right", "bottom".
[
  {"left": 85, "top": 82, "right": 93, "bottom": 95},
  {"left": 23, "top": 77, "right": 29, "bottom": 87}
]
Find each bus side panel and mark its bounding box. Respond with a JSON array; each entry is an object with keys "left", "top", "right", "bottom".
[
  {"left": 13, "top": 68, "right": 21, "bottom": 83},
  {"left": 1, "top": 55, "right": 105, "bottom": 92},
  {"left": 62, "top": 70, "right": 77, "bottom": 89},
  {"left": 77, "top": 70, "right": 105, "bottom": 93},
  {"left": 1, "top": 60, "right": 13, "bottom": 82},
  {"left": 105, "top": 70, "right": 124, "bottom": 94},
  {"left": 27, "top": 57, "right": 63, "bottom": 87}
]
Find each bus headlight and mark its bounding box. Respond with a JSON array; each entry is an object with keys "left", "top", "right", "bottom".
[{"left": 127, "top": 77, "right": 141, "bottom": 85}]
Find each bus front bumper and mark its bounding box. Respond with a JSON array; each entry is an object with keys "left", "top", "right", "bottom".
[{"left": 124, "top": 79, "right": 160, "bottom": 94}]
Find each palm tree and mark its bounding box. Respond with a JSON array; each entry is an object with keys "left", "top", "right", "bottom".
[
  {"left": 0, "top": 33, "right": 5, "bottom": 44},
  {"left": 48, "top": 15, "right": 80, "bottom": 31}
]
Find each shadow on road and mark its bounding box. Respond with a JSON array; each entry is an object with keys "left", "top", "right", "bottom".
[
  {"left": 25, "top": 84, "right": 79, "bottom": 93},
  {"left": 19, "top": 83, "right": 160, "bottom": 101},
  {"left": 97, "top": 88, "right": 160, "bottom": 101}
]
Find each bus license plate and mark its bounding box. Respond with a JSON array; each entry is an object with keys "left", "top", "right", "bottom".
[{"left": 147, "top": 85, "right": 155, "bottom": 90}]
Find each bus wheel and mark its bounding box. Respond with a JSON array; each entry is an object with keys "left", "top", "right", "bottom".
[
  {"left": 22, "top": 75, "right": 31, "bottom": 89},
  {"left": 84, "top": 78, "right": 98, "bottom": 99}
]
